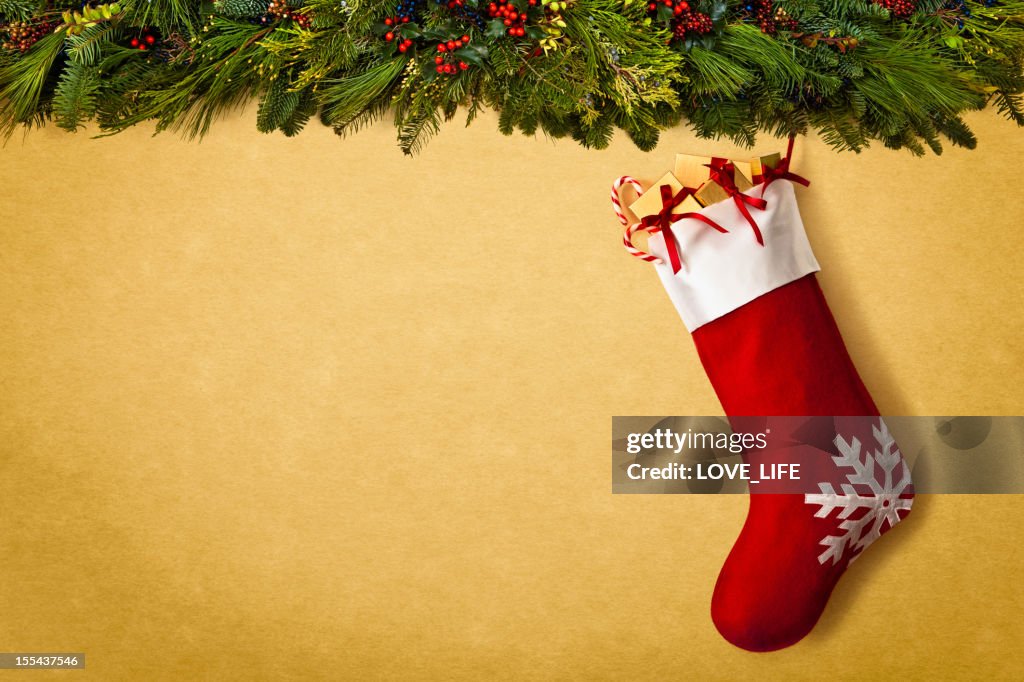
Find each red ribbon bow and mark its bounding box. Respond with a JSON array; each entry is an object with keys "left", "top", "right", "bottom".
[
  {"left": 705, "top": 158, "right": 769, "bottom": 246},
  {"left": 759, "top": 134, "right": 811, "bottom": 195},
  {"left": 639, "top": 184, "right": 728, "bottom": 274}
]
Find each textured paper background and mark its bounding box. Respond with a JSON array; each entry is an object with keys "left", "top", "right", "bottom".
[{"left": 1, "top": 108, "right": 1022, "bottom": 680}]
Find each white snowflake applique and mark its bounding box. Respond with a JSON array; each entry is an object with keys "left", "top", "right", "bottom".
[{"left": 804, "top": 419, "right": 914, "bottom": 566}]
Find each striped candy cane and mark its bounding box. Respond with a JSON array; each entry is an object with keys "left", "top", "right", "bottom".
[
  {"left": 612, "top": 176, "right": 664, "bottom": 266},
  {"left": 611, "top": 175, "right": 643, "bottom": 226},
  {"left": 623, "top": 222, "right": 664, "bottom": 265}
]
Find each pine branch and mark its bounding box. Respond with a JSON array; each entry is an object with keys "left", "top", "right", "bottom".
[
  {"left": 0, "top": 0, "right": 1021, "bottom": 153},
  {"left": 318, "top": 56, "right": 405, "bottom": 130},
  {"left": 0, "top": 28, "right": 64, "bottom": 136},
  {"left": 0, "top": 0, "right": 37, "bottom": 21},
  {"left": 53, "top": 61, "right": 101, "bottom": 130}
]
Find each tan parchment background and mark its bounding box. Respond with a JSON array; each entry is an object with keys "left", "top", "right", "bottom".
[{"left": 1, "top": 108, "right": 1023, "bottom": 680}]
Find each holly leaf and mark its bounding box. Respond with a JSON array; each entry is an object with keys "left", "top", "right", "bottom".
[
  {"left": 682, "top": 35, "right": 718, "bottom": 52},
  {"left": 709, "top": 0, "right": 728, "bottom": 23},
  {"left": 486, "top": 19, "right": 507, "bottom": 39},
  {"left": 454, "top": 44, "right": 488, "bottom": 67},
  {"left": 401, "top": 23, "right": 424, "bottom": 39}
]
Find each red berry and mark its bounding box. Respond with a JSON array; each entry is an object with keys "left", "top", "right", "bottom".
[
  {"left": 462, "top": 35, "right": 470, "bottom": 43},
  {"left": 438, "top": 44, "right": 447, "bottom": 52},
  {"left": 435, "top": 55, "right": 444, "bottom": 64},
  {"left": 385, "top": 31, "right": 394, "bottom": 41},
  {"left": 130, "top": 37, "right": 139, "bottom": 47},
  {"left": 459, "top": 61, "right": 469, "bottom": 70}
]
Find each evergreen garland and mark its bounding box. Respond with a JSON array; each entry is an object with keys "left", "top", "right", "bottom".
[{"left": 1, "top": 0, "right": 1022, "bottom": 153}]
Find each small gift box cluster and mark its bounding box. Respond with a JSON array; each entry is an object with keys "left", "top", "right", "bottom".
[
  {"left": 627, "top": 152, "right": 784, "bottom": 224},
  {"left": 612, "top": 138, "right": 809, "bottom": 274}
]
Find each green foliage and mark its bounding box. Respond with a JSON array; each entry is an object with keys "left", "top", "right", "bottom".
[
  {"left": 1, "top": 0, "right": 1023, "bottom": 153},
  {"left": 65, "top": 21, "right": 121, "bottom": 65},
  {"left": 123, "top": 0, "right": 199, "bottom": 30},
  {"left": 214, "top": 0, "right": 271, "bottom": 20},
  {"left": 0, "top": 0, "right": 39, "bottom": 21},
  {"left": 96, "top": 18, "right": 290, "bottom": 138},
  {"left": 53, "top": 61, "right": 101, "bottom": 130},
  {"left": 256, "top": 70, "right": 300, "bottom": 132},
  {"left": 256, "top": 67, "right": 318, "bottom": 136},
  {"left": 319, "top": 57, "right": 405, "bottom": 131},
  {"left": 0, "top": 28, "right": 64, "bottom": 135}
]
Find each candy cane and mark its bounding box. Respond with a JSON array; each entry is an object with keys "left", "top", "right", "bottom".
[
  {"left": 623, "top": 222, "right": 664, "bottom": 265},
  {"left": 611, "top": 176, "right": 643, "bottom": 226},
  {"left": 612, "top": 176, "right": 664, "bottom": 265}
]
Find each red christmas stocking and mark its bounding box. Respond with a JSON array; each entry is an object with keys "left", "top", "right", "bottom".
[{"left": 639, "top": 175, "right": 914, "bottom": 651}]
